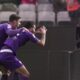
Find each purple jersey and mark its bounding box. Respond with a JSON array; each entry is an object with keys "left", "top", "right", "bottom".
[
  {"left": 4, "top": 29, "right": 39, "bottom": 54},
  {"left": 0, "top": 23, "right": 22, "bottom": 49}
]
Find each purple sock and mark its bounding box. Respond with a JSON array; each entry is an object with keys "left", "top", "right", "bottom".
[{"left": 18, "top": 74, "right": 29, "bottom": 80}]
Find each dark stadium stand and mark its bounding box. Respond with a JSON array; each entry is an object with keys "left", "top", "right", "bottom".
[
  {"left": 57, "top": 11, "right": 72, "bottom": 26},
  {"left": 0, "top": 0, "right": 80, "bottom": 80},
  {"left": 0, "top": 0, "right": 20, "bottom": 5},
  {"left": 1, "top": 3, "right": 17, "bottom": 11}
]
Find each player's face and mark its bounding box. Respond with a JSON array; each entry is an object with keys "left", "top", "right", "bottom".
[
  {"left": 32, "top": 25, "right": 36, "bottom": 33},
  {"left": 30, "top": 25, "right": 36, "bottom": 33},
  {"left": 13, "top": 19, "right": 21, "bottom": 29},
  {"left": 16, "top": 19, "right": 21, "bottom": 27}
]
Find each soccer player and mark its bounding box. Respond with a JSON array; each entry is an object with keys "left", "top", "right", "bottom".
[
  {"left": 0, "top": 14, "right": 23, "bottom": 49},
  {"left": 0, "top": 14, "right": 24, "bottom": 80},
  {"left": 0, "top": 22, "right": 47, "bottom": 80}
]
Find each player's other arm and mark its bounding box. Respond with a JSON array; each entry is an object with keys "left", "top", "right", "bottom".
[
  {"left": 25, "top": 26, "right": 47, "bottom": 47},
  {"left": 36, "top": 26, "right": 47, "bottom": 46},
  {"left": 6, "top": 28, "right": 23, "bottom": 37},
  {"left": 5, "top": 25, "right": 23, "bottom": 37}
]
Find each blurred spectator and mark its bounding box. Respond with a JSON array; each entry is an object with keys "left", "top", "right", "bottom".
[
  {"left": 66, "top": 0, "right": 80, "bottom": 25},
  {"left": 66, "top": 0, "right": 80, "bottom": 48},
  {"left": 21, "top": 0, "right": 37, "bottom": 4},
  {"left": 51, "top": 0, "right": 66, "bottom": 12}
]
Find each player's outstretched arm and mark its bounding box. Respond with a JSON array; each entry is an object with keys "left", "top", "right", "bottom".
[{"left": 36, "top": 26, "right": 47, "bottom": 46}]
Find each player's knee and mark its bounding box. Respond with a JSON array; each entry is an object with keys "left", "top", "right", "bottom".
[
  {"left": 26, "top": 71, "right": 30, "bottom": 77},
  {"left": 23, "top": 70, "right": 30, "bottom": 78}
]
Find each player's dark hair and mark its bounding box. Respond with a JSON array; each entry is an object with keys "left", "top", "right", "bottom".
[
  {"left": 23, "top": 22, "right": 34, "bottom": 29},
  {"left": 9, "top": 14, "right": 21, "bottom": 22}
]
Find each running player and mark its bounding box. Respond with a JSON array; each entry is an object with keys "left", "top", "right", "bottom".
[
  {"left": 0, "top": 22, "right": 47, "bottom": 80},
  {"left": 0, "top": 14, "right": 24, "bottom": 80}
]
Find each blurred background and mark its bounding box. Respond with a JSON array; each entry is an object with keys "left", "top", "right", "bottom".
[{"left": 0, "top": 0, "right": 80, "bottom": 80}]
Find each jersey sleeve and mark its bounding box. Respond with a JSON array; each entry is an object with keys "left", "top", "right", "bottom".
[
  {"left": 5, "top": 24, "right": 22, "bottom": 37},
  {"left": 26, "top": 31, "right": 39, "bottom": 43}
]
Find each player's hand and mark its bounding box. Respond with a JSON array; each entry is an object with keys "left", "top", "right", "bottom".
[
  {"left": 41, "top": 26, "right": 47, "bottom": 34},
  {"left": 36, "top": 26, "right": 47, "bottom": 34}
]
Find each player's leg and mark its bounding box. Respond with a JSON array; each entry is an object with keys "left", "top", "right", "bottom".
[
  {"left": 0, "top": 71, "right": 2, "bottom": 80},
  {"left": 0, "top": 65, "right": 10, "bottom": 80},
  {"left": 16, "top": 65, "right": 30, "bottom": 80},
  {"left": 0, "top": 52, "right": 30, "bottom": 80},
  {"left": 6, "top": 56, "right": 30, "bottom": 80}
]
